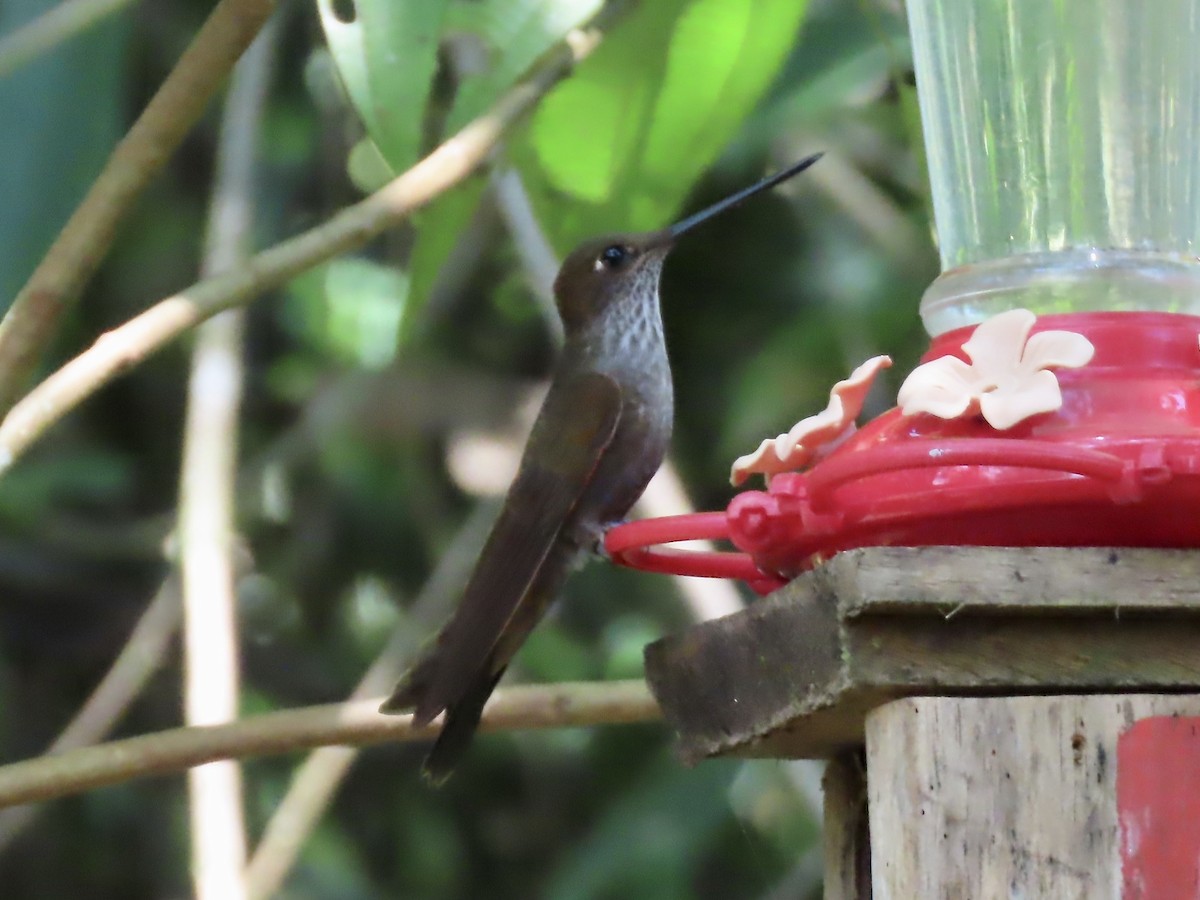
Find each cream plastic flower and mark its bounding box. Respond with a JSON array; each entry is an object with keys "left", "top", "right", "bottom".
[
  {"left": 897, "top": 308, "right": 1094, "bottom": 430},
  {"left": 731, "top": 355, "right": 892, "bottom": 485}
]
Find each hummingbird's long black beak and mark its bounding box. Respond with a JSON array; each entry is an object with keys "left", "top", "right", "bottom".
[{"left": 662, "top": 151, "right": 823, "bottom": 244}]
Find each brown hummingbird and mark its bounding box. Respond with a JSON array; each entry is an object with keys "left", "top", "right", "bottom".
[{"left": 381, "top": 153, "right": 823, "bottom": 781}]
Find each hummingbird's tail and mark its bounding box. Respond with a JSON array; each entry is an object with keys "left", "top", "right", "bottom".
[
  {"left": 380, "top": 535, "right": 577, "bottom": 781},
  {"left": 379, "top": 646, "right": 506, "bottom": 784},
  {"left": 420, "top": 669, "right": 505, "bottom": 785}
]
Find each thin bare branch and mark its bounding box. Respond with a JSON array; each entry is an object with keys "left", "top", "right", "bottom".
[
  {"left": 792, "top": 145, "right": 927, "bottom": 266},
  {"left": 179, "top": 18, "right": 277, "bottom": 899},
  {"left": 246, "top": 746, "right": 357, "bottom": 897},
  {"left": 0, "top": 0, "right": 136, "bottom": 79},
  {"left": 0, "top": 26, "right": 602, "bottom": 475},
  {"left": 0, "top": 681, "right": 659, "bottom": 810},
  {"left": 0, "top": 575, "right": 181, "bottom": 851},
  {"left": 490, "top": 168, "right": 563, "bottom": 345},
  {"left": 244, "top": 500, "right": 498, "bottom": 900},
  {"left": 0, "top": 0, "right": 276, "bottom": 412}
]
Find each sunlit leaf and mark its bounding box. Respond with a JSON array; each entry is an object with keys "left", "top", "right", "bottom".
[
  {"left": 445, "top": 0, "right": 602, "bottom": 133},
  {"left": 404, "top": 0, "right": 603, "bottom": 330},
  {"left": 316, "top": 0, "right": 448, "bottom": 173},
  {"left": 516, "top": 0, "right": 809, "bottom": 253},
  {"left": 525, "top": 0, "right": 686, "bottom": 206}
]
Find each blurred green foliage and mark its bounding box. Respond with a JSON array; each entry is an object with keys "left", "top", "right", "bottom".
[
  {"left": 0, "top": 0, "right": 937, "bottom": 897},
  {"left": 0, "top": 0, "right": 126, "bottom": 306}
]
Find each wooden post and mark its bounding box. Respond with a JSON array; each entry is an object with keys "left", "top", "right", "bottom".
[
  {"left": 867, "top": 695, "right": 1200, "bottom": 898},
  {"left": 641, "top": 546, "right": 1200, "bottom": 898},
  {"left": 823, "top": 752, "right": 869, "bottom": 900}
]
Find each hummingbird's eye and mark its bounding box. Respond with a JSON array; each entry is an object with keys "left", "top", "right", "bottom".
[{"left": 599, "top": 245, "right": 629, "bottom": 269}]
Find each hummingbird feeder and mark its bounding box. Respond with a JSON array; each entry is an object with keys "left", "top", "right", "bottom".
[{"left": 606, "top": 1, "right": 1200, "bottom": 595}]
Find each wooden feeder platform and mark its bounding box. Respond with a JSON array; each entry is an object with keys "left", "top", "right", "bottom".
[
  {"left": 645, "top": 545, "right": 1200, "bottom": 763},
  {"left": 645, "top": 546, "right": 1200, "bottom": 897}
]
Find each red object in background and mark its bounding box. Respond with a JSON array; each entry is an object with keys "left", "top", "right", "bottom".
[
  {"left": 606, "top": 312, "right": 1200, "bottom": 594},
  {"left": 1118, "top": 716, "right": 1200, "bottom": 898}
]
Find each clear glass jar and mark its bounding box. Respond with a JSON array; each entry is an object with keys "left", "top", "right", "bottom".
[{"left": 907, "top": 0, "right": 1200, "bottom": 335}]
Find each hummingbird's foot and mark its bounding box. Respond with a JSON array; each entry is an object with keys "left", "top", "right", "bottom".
[{"left": 588, "top": 521, "right": 625, "bottom": 560}]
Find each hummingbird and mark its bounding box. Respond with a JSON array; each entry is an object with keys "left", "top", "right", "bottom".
[{"left": 381, "top": 153, "right": 823, "bottom": 781}]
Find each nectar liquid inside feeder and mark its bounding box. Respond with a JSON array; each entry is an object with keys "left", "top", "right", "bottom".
[{"left": 605, "top": 0, "right": 1200, "bottom": 593}]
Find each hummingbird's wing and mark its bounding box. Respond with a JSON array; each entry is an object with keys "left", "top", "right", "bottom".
[{"left": 383, "top": 371, "right": 623, "bottom": 728}]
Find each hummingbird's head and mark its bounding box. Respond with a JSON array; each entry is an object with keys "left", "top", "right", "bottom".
[
  {"left": 552, "top": 232, "right": 672, "bottom": 335},
  {"left": 550, "top": 152, "right": 825, "bottom": 337}
]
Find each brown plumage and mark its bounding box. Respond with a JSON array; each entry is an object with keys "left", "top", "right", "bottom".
[{"left": 381, "top": 154, "right": 822, "bottom": 781}]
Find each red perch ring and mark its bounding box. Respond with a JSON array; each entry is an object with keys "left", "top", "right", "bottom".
[{"left": 605, "top": 312, "right": 1200, "bottom": 594}]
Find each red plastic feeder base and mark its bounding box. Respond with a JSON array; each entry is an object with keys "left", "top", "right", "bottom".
[{"left": 605, "top": 312, "right": 1200, "bottom": 594}]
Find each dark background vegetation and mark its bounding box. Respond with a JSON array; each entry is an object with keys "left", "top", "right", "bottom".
[{"left": 0, "top": 0, "right": 937, "bottom": 895}]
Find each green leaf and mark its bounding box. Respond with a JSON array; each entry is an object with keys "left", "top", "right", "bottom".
[
  {"left": 345, "top": 136, "right": 395, "bottom": 194},
  {"left": 639, "top": 0, "right": 802, "bottom": 188},
  {"left": 445, "top": 0, "right": 603, "bottom": 133},
  {"left": 285, "top": 258, "right": 408, "bottom": 368},
  {"left": 516, "top": 0, "right": 809, "bottom": 253},
  {"left": 402, "top": 176, "right": 487, "bottom": 342},
  {"left": 316, "top": 0, "right": 448, "bottom": 173},
  {"left": 732, "top": 0, "right": 912, "bottom": 161},
  {"left": 402, "top": 0, "right": 604, "bottom": 330},
  {"left": 0, "top": 0, "right": 126, "bottom": 310},
  {"left": 525, "top": 0, "right": 687, "bottom": 207}
]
